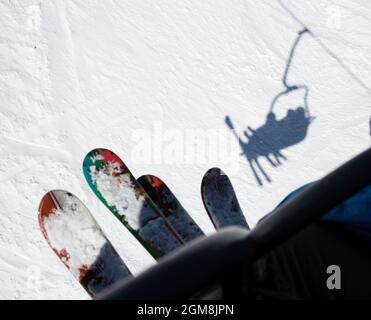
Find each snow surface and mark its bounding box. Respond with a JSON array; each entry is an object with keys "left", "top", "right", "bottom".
[{"left": 0, "top": 0, "right": 370, "bottom": 299}]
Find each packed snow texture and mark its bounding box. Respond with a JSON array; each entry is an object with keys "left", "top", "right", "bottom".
[{"left": 0, "top": 0, "right": 370, "bottom": 299}]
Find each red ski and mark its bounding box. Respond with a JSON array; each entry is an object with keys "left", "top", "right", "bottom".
[{"left": 38, "top": 190, "right": 131, "bottom": 298}]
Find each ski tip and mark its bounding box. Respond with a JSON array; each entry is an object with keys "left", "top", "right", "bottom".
[
  {"left": 83, "top": 148, "right": 126, "bottom": 169},
  {"left": 39, "top": 190, "right": 59, "bottom": 218},
  {"left": 203, "top": 168, "right": 227, "bottom": 179},
  {"left": 38, "top": 190, "right": 63, "bottom": 240},
  {"left": 84, "top": 148, "right": 116, "bottom": 161},
  {"left": 201, "top": 168, "right": 228, "bottom": 194},
  {"left": 200, "top": 169, "right": 250, "bottom": 231},
  {"left": 138, "top": 174, "right": 164, "bottom": 190},
  {"left": 38, "top": 189, "right": 133, "bottom": 296},
  {"left": 201, "top": 168, "right": 231, "bottom": 202}
]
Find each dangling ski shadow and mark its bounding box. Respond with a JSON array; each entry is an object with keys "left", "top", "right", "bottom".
[{"left": 226, "top": 28, "right": 315, "bottom": 186}]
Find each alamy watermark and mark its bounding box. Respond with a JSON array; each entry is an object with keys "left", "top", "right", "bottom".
[
  {"left": 130, "top": 121, "right": 241, "bottom": 174},
  {"left": 326, "top": 5, "right": 342, "bottom": 30},
  {"left": 326, "top": 265, "right": 341, "bottom": 290}
]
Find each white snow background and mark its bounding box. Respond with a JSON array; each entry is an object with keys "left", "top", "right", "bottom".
[{"left": 0, "top": 0, "right": 370, "bottom": 299}]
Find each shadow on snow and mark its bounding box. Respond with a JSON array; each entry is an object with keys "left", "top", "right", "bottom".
[{"left": 226, "top": 29, "right": 315, "bottom": 186}]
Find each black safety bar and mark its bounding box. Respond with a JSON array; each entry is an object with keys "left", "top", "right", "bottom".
[{"left": 99, "top": 147, "right": 371, "bottom": 300}]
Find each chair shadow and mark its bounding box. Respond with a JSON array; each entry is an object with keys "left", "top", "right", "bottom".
[{"left": 226, "top": 28, "right": 314, "bottom": 186}]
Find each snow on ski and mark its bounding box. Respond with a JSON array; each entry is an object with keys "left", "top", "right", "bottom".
[
  {"left": 38, "top": 190, "right": 131, "bottom": 298},
  {"left": 201, "top": 168, "right": 249, "bottom": 230},
  {"left": 138, "top": 174, "right": 204, "bottom": 243},
  {"left": 83, "top": 148, "right": 184, "bottom": 259}
]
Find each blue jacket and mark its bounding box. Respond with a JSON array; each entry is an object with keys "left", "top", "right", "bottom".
[{"left": 278, "top": 183, "right": 371, "bottom": 243}]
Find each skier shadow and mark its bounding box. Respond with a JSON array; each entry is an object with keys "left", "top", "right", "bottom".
[{"left": 225, "top": 28, "right": 315, "bottom": 186}]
